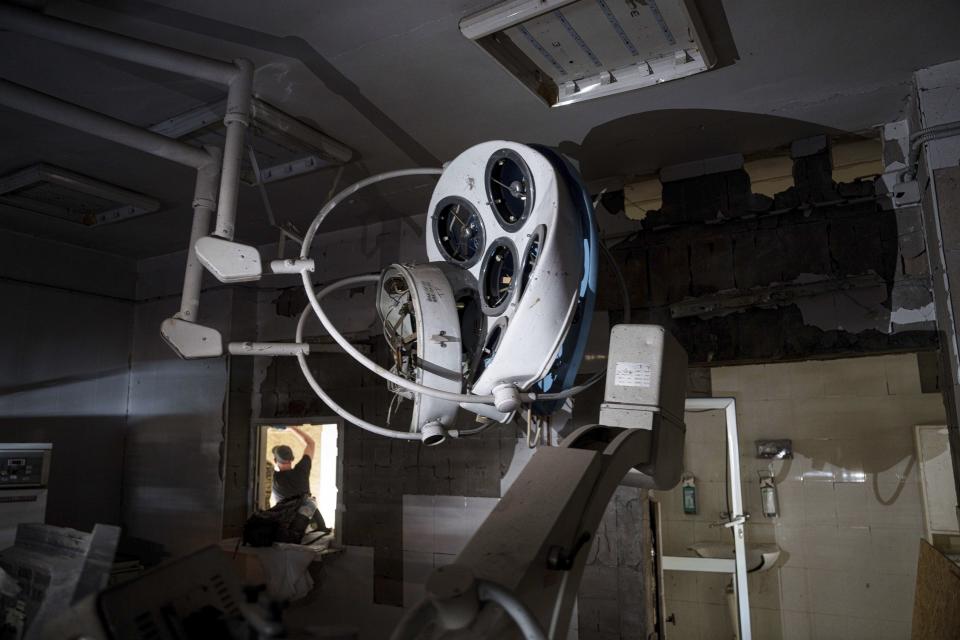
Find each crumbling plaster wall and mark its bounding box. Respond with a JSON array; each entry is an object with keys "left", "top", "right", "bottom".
[
  {"left": 912, "top": 58, "right": 960, "bottom": 517},
  {"left": 596, "top": 143, "right": 937, "bottom": 364}
]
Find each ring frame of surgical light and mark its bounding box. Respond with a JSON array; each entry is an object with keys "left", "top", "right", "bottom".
[{"left": 213, "top": 143, "right": 600, "bottom": 444}]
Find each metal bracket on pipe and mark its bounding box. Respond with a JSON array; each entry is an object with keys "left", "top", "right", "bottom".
[
  {"left": 228, "top": 342, "right": 310, "bottom": 356},
  {"left": 161, "top": 318, "right": 223, "bottom": 359},
  {"left": 195, "top": 236, "right": 262, "bottom": 283},
  {"left": 267, "top": 258, "right": 314, "bottom": 274}
]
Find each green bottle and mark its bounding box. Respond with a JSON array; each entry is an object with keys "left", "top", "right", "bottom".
[{"left": 681, "top": 473, "right": 697, "bottom": 515}]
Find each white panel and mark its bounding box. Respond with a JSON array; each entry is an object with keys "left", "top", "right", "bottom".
[{"left": 916, "top": 425, "right": 960, "bottom": 537}]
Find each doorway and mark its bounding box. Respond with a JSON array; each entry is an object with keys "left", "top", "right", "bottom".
[{"left": 253, "top": 421, "right": 341, "bottom": 535}]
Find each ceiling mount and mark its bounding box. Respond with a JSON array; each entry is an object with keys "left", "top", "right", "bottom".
[
  {"left": 0, "top": 163, "right": 159, "bottom": 226},
  {"left": 149, "top": 97, "right": 353, "bottom": 185},
  {"left": 460, "top": 0, "right": 717, "bottom": 107}
]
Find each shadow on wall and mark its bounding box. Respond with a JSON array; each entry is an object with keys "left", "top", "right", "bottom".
[
  {"left": 562, "top": 109, "right": 851, "bottom": 181},
  {"left": 0, "top": 416, "right": 125, "bottom": 533}
]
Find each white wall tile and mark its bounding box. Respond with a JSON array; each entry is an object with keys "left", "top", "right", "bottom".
[
  {"left": 779, "top": 567, "right": 809, "bottom": 612},
  {"left": 750, "top": 606, "right": 784, "bottom": 640},
  {"left": 675, "top": 354, "right": 943, "bottom": 640},
  {"left": 869, "top": 527, "right": 922, "bottom": 576},
  {"left": 786, "top": 361, "right": 826, "bottom": 399},
  {"left": 845, "top": 616, "right": 911, "bottom": 640},
  {"left": 695, "top": 572, "right": 730, "bottom": 606},
  {"left": 835, "top": 482, "right": 869, "bottom": 527},
  {"left": 882, "top": 355, "right": 922, "bottom": 396},
  {"left": 699, "top": 602, "right": 733, "bottom": 640},
  {"left": 806, "top": 569, "right": 849, "bottom": 616},
  {"left": 663, "top": 569, "right": 698, "bottom": 603},
  {"left": 664, "top": 598, "right": 699, "bottom": 639},
  {"left": 748, "top": 568, "right": 782, "bottom": 610},
  {"left": 802, "top": 483, "right": 838, "bottom": 525},
  {"left": 780, "top": 610, "right": 812, "bottom": 640},
  {"left": 820, "top": 356, "right": 889, "bottom": 398},
  {"left": 810, "top": 612, "right": 848, "bottom": 640}
]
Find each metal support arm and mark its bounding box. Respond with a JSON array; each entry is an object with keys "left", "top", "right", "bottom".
[
  {"left": 399, "top": 423, "right": 657, "bottom": 639},
  {"left": 0, "top": 2, "right": 257, "bottom": 354}
]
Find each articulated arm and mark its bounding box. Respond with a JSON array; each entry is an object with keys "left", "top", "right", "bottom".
[{"left": 393, "top": 423, "right": 659, "bottom": 639}]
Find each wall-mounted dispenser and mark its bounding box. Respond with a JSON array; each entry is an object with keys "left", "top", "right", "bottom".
[
  {"left": 758, "top": 469, "right": 778, "bottom": 518},
  {"left": 682, "top": 473, "right": 697, "bottom": 515},
  {"left": 756, "top": 439, "right": 792, "bottom": 459}
]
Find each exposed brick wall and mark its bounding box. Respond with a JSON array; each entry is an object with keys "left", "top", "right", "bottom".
[
  {"left": 598, "top": 162, "right": 937, "bottom": 364},
  {"left": 258, "top": 345, "right": 525, "bottom": 606}
]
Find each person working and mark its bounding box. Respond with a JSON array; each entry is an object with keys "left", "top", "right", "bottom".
[{"left": 271, "top": 426, "right": 329, "bottom": 533}]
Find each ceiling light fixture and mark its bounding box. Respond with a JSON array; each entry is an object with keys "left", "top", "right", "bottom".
[
  {"left": 0, "top": 163, "right": 160, "bottom": 226},
  {"left": 461, "top": 0, "right": 716, "bottom": 107}
]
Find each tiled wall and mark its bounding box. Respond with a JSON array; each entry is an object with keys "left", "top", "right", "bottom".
[{"left": 659, "top": 354, "right": 945, "bottom": 640}]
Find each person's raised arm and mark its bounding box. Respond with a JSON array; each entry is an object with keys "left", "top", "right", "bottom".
[{"left": 290, "top": 426, "right": 316, "bottom": 460}]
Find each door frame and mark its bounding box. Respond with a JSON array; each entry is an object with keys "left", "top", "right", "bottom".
[{"left": 250, "top": 417, "right": 345, "bottom": 542}]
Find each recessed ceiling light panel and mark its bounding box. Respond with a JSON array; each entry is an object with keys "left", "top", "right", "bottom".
[
  {"left": 150, "top": 98, "right": 353, "bottom": 185},
  {"left": 0, "top": 164, "right": 160, "bottom": 226},
  {"left": 461, "top": 0, "right": 716, "bottom": 106}
]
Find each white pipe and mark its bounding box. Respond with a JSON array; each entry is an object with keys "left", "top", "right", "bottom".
[
  {"left": 0, "top": 79, "right": 214, "bottom": 170},
  {"left": 683, "top": 397, "right": 751, "bottom": 640},
  {"left": 724, "top": 399, "right": 751, "bottom": 640},
  {"left": 228, "top": 342, "right": 310, "bottom": 356},
  {"left": 268, "top": 258, "right": 314, "bottom": 274},
  {"left": 213, "top": 58, "right": 254, "bottom": 239},
  {"left": 0, "top": 2, "right": 255, "bottom": 302},
  {"left": 295, "top": 275, "right": 422, "bottom": 441},
  {"left": 300, "top": 168, "right": 445, "bottom": 259},
  {"left": 177, "top": 148, "right": 222, "bottom": 321},
  {"left": 0, "top": 3, "right": 238, "bottom": 85}
]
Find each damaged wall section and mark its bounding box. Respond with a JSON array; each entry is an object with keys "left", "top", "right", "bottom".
[{"left": 597, "top": 144, "right": 937, "bottom": 364}]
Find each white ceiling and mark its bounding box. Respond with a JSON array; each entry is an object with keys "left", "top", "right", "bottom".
[{"left": 1, "top": 0, "right": 959, "bottom": 258}]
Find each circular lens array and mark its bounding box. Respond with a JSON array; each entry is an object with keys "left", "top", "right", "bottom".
[
  {"left": 431, "top": 148, "right": 540, "bottom": 318},
  {"left": 479, "top": 239, "right": 517, "bottom": 315},
  {"left": 485, "top": 149, "right": 534, "bottom": 231},
  {"left": 433, "top": 197, "right": 485, "bottom": 268}
]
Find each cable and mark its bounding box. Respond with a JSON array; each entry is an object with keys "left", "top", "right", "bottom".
[
  {"left": 389, "top": 581, "right": 546, "bottom": 640},
  {"left": 476, "top": 579, "right": 547, "bottom": 640},
  {"left": 600, "top": 240, "right": 631, "bottom": 324},
  {"left": 388, "top": 597, "right": 436, "bottom": 640},
  {"left": 294, "top": 275, "right": 420, "bottom": 441}
]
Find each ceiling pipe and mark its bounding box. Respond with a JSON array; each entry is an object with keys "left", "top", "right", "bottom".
[
  {"left": 0, "top": 79, "right": 213, "bottom": 170},
  {"left": 0, "top": 77, "right": 228, "bottom": 357},
  {"left": 161, "top": 147, "right": 225, "bottom": 359},
  {"left": 0, "top": 2, "right": 254, "bottom": 247},
  {"left": 0, "top": 2, "right": 237, "bottom": 84},
  {"left": 0, "top": 1, "right": 257, "bottom": 356}
]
